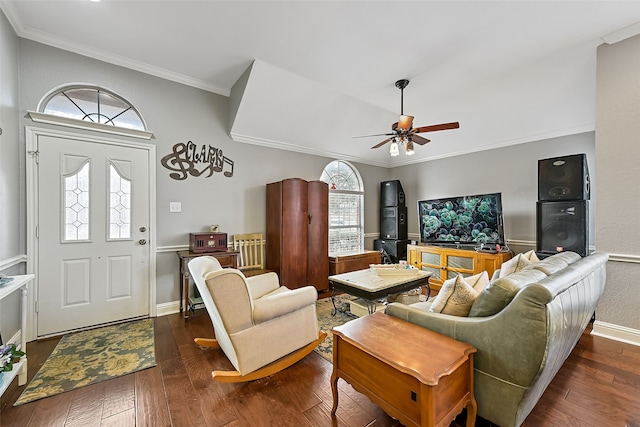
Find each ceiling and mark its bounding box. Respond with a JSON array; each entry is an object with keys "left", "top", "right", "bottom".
[{"left": 3, "top": 1, "right": 640, "bottom": 167}]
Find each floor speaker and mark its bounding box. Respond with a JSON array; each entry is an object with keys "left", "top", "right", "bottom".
[
  {"left": 374, "top": 239, "right": 409, "bottom": 263},
  {"left": 380, "top": 180, "right": 405, "bottom": 207},
  {"left": 380, "top": 207, "right": 407, "bottom": 240},
  {"left": 536, "top": 200, "right": 588, "bottom": 257},
  {"left": 538, "top": 153, "right": 590, "bottom": 201}
]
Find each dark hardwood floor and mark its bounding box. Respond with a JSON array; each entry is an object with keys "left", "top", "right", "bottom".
[{"left": 1, "top": 307, "right": 640, "bottom": 426}]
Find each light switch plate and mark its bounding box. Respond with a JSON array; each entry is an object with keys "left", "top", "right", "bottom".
[{"left": 169, "top": 202, "right": 181, "bottom": 213}]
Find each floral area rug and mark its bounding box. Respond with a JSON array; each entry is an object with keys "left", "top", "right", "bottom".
[
  {"left": 14, "top": 318, "right": 156, "bottom": 406},
  {"left": 314, "top": 294, "right": 357, "bottom": 362}
]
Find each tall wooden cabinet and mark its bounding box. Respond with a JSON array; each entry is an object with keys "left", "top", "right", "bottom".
[
  {"left": 407, "top": 244, "right": 512, "bottom": 291},
  {"left": 266, "top": 178, "right": 329, "bottom": 291}
]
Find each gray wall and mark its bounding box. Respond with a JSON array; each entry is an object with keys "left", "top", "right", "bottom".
[
  {"left": 392, "top": 132, "right": 596, "bottom": 253},
  {"left": 1, "top": 10, "right": 636, "bottom": 340},
  {"left": 595, "top": 34, "right": 640, "bottom": 330},
  {"left": 0, "top": 9, "right": 22, "bottom": 340},
  {"left": 15, "top": 39, "right": 391, "bottom": 306}
]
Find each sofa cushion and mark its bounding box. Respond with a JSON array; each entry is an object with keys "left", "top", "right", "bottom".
[
  {"left": 525, "top": 251, "right": 581, "bottom": 276},
  {"left": 469, "top": 268, "right": 548, "bottom": 317},
  {"left": 499, "top": 250, "right": 539, "bottom": 278},
  {"left": 430, "top": 272, "right": 488, "bottom": 316}
]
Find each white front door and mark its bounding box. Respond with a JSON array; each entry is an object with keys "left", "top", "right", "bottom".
[{"left": 35, "top": 133, "right": 152, "bottom": 336}]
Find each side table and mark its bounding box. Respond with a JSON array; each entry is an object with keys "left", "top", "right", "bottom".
[
  {"left": 0, "top": 274, "right": 33, "bottom": 398},
  {"left": 177, "top": 249, "right": 239, "bottom": 319},
  {"left": 331, "top": 311, "right": 477, "bottom": 427}
]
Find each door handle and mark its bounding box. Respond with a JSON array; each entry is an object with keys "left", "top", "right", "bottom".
[{"left": 139, "top": 239, "right": 147, "bottom": 245}]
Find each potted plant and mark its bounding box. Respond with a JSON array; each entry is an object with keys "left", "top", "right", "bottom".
[{"left": 0, "top": 343, "right": 25, "bottom": 372}]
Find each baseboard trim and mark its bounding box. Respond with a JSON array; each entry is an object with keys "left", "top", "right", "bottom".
[
  {"left": 157, "top": 301, "right": 181, "bottom": 317},
  {"left": 592, "top": 320, "right": 640, "bottom": 347}
]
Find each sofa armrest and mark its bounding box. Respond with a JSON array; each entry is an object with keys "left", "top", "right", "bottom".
[
  {"left": 252, "top": 286, "right": 318, "bottom": 324},
  {"left": 245, "top": 272, "right": 281, "bottom": 300},
  {"left": 386, "top": 288, "right": 550, "bottom": 387}
]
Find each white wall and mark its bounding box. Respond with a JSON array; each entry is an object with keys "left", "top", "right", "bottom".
[{"left": 595, "top": 34, "right": 640, "bottom": 331}]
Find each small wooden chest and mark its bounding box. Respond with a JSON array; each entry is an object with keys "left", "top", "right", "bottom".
[{"left": 189, "top": 232, "right": 228, "bottom": 253}]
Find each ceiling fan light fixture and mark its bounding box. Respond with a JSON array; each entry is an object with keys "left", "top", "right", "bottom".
[
  {"left": 405, "top": 141, "right": 415, "bottom": 156},
  {"left": 398, "top": 115, "right": 414, "bottom": 131},
  {"left": 389, "top": 141, "right": 399, "bottom": 156}
]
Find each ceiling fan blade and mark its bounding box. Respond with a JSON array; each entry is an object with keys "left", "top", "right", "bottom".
[
  {"left": 353, "top": 133, "right": 395, "bottom": 139},
  {"left": 411, "top": 133, "right": 431, "bottom": 145},
  {"left": 415, "top": 121, "right": 460, "bottom": 133},
  {"left": 371, "top": 137, "right": 393, "bottom": 149}
]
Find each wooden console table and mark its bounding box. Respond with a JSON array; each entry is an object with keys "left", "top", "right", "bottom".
[
  {"left": 331, "top": 311, "right": 477, "bottom": 427},
  {"left": 177, "top": 249, "right": 239, "bottom": 319}
]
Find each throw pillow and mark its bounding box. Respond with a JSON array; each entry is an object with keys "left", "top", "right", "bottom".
[
  {"left": 469, "top": 268, "right": 548, "bottom": 317},
  {"left": 429, "top": 275, "right": 479, "bottom": 317},
  {"left": 499, "top": 250, "right": 539, "bottom": 278},
  {"left": 465, "top": 271, "right": 490, "bottom": 293}
]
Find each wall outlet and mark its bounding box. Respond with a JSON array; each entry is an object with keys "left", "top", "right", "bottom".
[{"left": 169, "top": 202, "right": 181, "bottom": 213}]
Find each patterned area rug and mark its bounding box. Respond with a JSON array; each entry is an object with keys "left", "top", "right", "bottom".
[
  {"left": 14, "top": 318, "right": 156, "bottom": 406},
  {"left": 314, "top": 294, "right": 357, "bottom": 362}
]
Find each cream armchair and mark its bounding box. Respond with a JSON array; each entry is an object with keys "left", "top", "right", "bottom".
[{"left": 188, "top": 256, "right": 326, "bottom": 382}]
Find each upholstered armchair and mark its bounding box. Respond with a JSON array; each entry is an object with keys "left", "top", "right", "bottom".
[{"left": 188, "top": 256, "right": 326, "bottom": 382}]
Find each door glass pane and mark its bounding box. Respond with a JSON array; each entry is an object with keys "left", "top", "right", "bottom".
[
  {"left": 109, "top": 164, "right": 131, "bottom": 239},
  {"left": 64, "top": 162, "right": 90, "bottom": 241},
  {"left": 448, "top": 255, "right": 475, "bottom": 270}
]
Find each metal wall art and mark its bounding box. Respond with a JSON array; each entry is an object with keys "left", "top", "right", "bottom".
[{"left": 161, "top": 140, "right": 234, "bottom": 180}]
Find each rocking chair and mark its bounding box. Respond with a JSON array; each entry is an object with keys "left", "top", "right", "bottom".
[{"left": 188, "top": 256, "right": 326, "bottom": 383}]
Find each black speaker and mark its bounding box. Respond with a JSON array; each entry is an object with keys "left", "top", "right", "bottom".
[
  {"left": 374, "top": 239, "right": 409, "bottom": 263},
  {"left": 536, "top": 200, "right": 588, "bottom": 257},
  {"left": 380, "top": 207, "right": 408, "bottom": 240},
  {"left": 381, "top": 180, "right": 405, "bottom": 207},
  {"left": 538, "top": 153, "right": 590, "bottom": 201}
]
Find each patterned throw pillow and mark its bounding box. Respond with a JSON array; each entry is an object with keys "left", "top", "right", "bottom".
[
  {"left": 499, "top": 250, "right": 539, "bottom": 278},
  {"left": 429, "top": 274, "right": 482, "bottom": 317}
]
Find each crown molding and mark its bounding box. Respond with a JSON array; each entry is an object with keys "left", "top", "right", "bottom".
[
  {"left": 0, "top": 1, "right": 228, "bottom": 96},
  {"left": 230, "top": 132, "right": 393, "bottom": 168}
]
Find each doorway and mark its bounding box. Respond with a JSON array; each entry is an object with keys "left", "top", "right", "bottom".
[{"left": 26, "top": 127, "right": 156, "bottom": 339}]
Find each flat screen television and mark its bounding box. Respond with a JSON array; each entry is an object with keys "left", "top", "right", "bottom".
[{"left": 418, "top": 192, "right": 505, "bottom": 246}]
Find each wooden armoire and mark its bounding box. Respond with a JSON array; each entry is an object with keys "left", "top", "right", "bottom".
[{"left": 266, "top": 178, "right": 329, "bottom": 291}]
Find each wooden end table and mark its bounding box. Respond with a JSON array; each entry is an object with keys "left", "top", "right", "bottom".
[{"left": 331, "top": 311, "right": 477, "bottom": 427}]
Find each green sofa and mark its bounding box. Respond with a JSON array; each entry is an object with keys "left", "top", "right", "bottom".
[{"left": 385, "top": 251, "right": 608, "bottom": 427}]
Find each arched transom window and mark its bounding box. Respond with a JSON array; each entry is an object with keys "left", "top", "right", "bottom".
[
  {"left": 40, "top": 86, "right": 146, "bottom": 130},
  {"left": 320, "top": 160, "right": 364, "bottom": 255}
]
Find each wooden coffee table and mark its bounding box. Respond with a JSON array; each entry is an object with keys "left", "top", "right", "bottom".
[
  {"left": 328, "top": 268, "right": 431, "bottom": 314},
  {"left": 331, "top": 311, "right": 477, "bottom": 427}
]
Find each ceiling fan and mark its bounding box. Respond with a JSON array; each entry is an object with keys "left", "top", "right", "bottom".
[{"left": 356, "top": 79, "right": 459, "bottom": 156}]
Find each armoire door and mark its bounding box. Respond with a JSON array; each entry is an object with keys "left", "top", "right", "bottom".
[
  {"left": 307, "top": 181, "right": 329, "bottom": 291},
  {"left": 281, "top": 178, "right": 308, "bottom": 289}
]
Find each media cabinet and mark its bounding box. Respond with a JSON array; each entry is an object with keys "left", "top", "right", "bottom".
[{"left": 407, "top": 244, "right": 512, "bottom": 291}]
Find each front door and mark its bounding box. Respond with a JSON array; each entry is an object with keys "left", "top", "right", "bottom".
[{"left": 35, "top": 133, "right": 151, "bottom": 336}]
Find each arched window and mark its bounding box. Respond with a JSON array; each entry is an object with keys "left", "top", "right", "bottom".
[
  {"left": 320, "top": 160, "right": 364, "bottom": 255},
  {"left": 28, "top": 85, "right": 152, "bottom": 139}
]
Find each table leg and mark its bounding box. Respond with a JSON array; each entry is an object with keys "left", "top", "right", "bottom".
[
  {"left": 179, "top": 274, "right": 184, "bottom": 313},
  {"left": 331, "top": 290, "right": 338, "bottom": 316},
  {"left": 183, "top": 275, "right": 190, "bottom": 319},
  {"left": 330, "top": 368, "right": 339, "bottom": 415}
]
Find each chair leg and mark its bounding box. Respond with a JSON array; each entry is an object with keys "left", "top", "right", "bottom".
[
  {"left": 211, "top": 331, "right": 328, "bottom": 383},
  {"left": 194, "top": 337, "right": 220, "bottom": 348}
]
